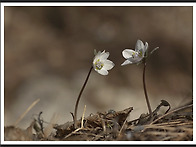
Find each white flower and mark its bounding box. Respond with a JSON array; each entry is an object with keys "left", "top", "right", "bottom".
[
  {"left": 121, "top": 40, "right": 148, "bottom": 66},
  {"left": 93, "top": 50, "right": 115, "bottom": 75}
]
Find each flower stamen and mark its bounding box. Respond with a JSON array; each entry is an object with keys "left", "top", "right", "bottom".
[
  {"left": 95, "top": 59, "right": 104, "bottom": 70},
  {"left": 132, "top": 52, "right": 135, "bottom": 58},
  {"left": 138, "top": 50, "right": 143, "bottom": 57}
]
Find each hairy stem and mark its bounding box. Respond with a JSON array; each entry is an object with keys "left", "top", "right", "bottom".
[
  {"left": 143, "top": 59, "right": 153, "bottom": 118},
  {"left": 74, "top": 66, "right": 93, "bottom": 129}
]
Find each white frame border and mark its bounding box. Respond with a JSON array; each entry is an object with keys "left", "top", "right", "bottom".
[{"left": 1, "top": 2, "right": 195, "bottom": 145}]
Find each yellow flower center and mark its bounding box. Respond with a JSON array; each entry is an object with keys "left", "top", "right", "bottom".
[{"left": 95, "top": 59, "right": 104, "bottom": 70}]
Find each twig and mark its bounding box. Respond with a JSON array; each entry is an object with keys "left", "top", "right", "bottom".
[
  {"left": 161, "top": 136, "right": 174, "bottom": 141},
  {"left": 118, "top": 117, "right": 128, "bottom": 137},
  {"left": 153, "top": 121, "right": 192, "bottom": 127},
  {"left": 141, "top": 104, "right": 193, "bottom": 132},
  {"left": 14, "top": 98, "right": 40, "bottom": 126},
  {"left": 101, "top": 119, "right": 106, "bottom": 133},
  {"left": 70, "top": 112, "right": 74, "bottom": 121},
  {"left": 81, "top": 105, "right": 86, "bottom": 128},
  {"left": 64, "top": 127, "right": 83, "bottom": 139},
  {"left": 64, "top": 105, "right": 87, "bottom": 139},
  {"left": 144, "top": 125, "right": 182, "bottom": 132},
  {"left": 128, "top": 100, "right": 169, "bottom": 125},
  {"left": 150, "top": 103, "right": 193, "bottom": 125},
  {"left": 38, "top": 112, "right": 44, "bottom": 134}
]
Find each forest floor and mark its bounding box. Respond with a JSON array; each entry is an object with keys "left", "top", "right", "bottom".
[{"left": 4, "top": 100, "right": 193, "bottom": 141}]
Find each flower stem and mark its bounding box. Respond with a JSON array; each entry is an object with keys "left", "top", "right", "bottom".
[
  {"left": 74, "top": 66, "right": 93, "bottom": 129},
  {"left": 143, "top": 59, "right": 153, "bottom": 118}
]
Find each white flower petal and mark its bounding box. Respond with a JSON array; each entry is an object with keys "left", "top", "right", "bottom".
[
  {"left": 96, "top": 51, "right": 101, "bottom": 57},
  {"left": 122, "top": 49, "right": 136, "bottom": 59},
  {"left": 93, "top": 51, "right": 101, "bottom": 64},
  {"left": 103, "top": 60, "right": 115, "bottom": 70},
  {"left": 122, "top": 54, "right": 142, "bottom": 65},
  {"left": 144, "top": 42, "right": 148, "bottom": 52},
  {"left": 100, "top": 51, "right": 109, "bottom": 60},
  {"left": 97, "top": 68, "right": 108, "bottom": 75},
  {"left": 135, "top": 39, "right": 144, "bottom": 52},
  {"left": 127, "top": 56, "right": 143, "bottom": 63},
  {"left": 121, "top": 60, "right": 132, "bottom": 66}
]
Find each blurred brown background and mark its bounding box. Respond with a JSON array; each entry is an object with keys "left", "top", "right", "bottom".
[{"left": 4, "top": 6, "right": 193, "bottom": 129}]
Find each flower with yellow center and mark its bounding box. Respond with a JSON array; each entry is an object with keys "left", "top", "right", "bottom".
[
  {"left": 121, "top": 39, "right": 148, "bottom": 66},
  {"left": 93, "top": 50, "right": 115, "bottom": 75}
]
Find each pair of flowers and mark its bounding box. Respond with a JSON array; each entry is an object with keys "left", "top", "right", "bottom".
[
  {"left": 93, "top": 39, "right": 148, "bottom": 75},
  {"left": 74, "top": 39, "right": 156, "bottom": 129}
]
